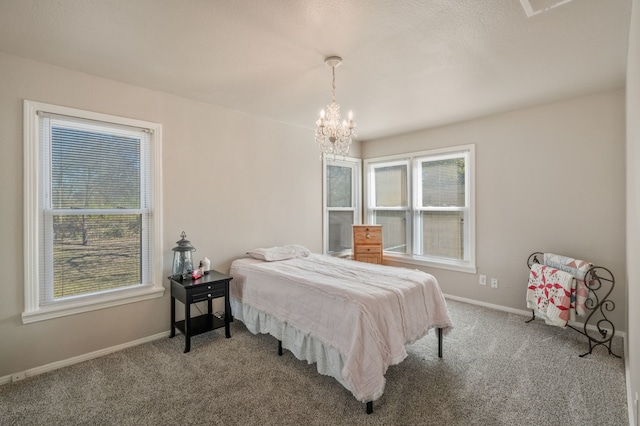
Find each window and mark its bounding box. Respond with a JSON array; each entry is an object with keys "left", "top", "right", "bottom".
[
  {"left": 23, "top": 100, "right": 164, "bottom": 323},
  {"left": 365, "top": 145, "right": 475, "bottom": 272},
  {"left": 323, "top": 156, "right": 361, "bottom": 255},
  {"left": 369, "top": 161, "right": 410, "bottom": 254}
]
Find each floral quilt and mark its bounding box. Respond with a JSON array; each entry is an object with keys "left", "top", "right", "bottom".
[
  {"left": 526, "top": 263, "right": 575, "bottom": 327},
  {"left": 543, "top": 253, "right": 592, "bottom": 319}
]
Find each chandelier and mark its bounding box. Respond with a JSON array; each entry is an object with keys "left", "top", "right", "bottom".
[{"left": 315, "top": 56, "right": 356, "bottom": 158}]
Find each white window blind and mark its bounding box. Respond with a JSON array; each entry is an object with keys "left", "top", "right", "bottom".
[
  {"left": 39, "top": 114, "right": 152, "bottom": 303},
  {"left": 23, "top": 100, "right": 164, "bottom": 323}
]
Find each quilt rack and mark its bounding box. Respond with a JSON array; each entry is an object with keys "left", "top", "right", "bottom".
[{"left": 525, "top": 251, "right": 620, "bottom": 358}]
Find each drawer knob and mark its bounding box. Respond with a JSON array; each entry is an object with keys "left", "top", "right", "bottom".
[
  {"left": 208, "top": 294, "right": 212, "bottom": 297},
  {"left": 366, "top": 232, "right": 370, "bottom": 239},
  {"left": 207, "top": 286, "right": 212, "bottom": 289}
]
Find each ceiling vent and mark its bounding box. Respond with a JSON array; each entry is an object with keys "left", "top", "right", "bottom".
[{"left": 519, "top": 0, "right": 575, "bottom": 17}]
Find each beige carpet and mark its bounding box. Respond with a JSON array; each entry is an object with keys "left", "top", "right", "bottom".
[{"left": 0, "top": 300, "right": 628, "bottom": 425}]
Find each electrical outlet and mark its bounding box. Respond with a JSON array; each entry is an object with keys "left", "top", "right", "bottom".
[
  {"left": 491, "top": 278, "right": 498, "bottom": 289},
  {"left": 12, "top": 371, "right": 26, "bottom": 382},
  {"left": 479, "top": 275, "right": 487, "bottom": 285}
]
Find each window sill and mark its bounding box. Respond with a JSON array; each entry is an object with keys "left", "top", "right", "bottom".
[
  {"left": 383, "top": 253, "right": 477, "bottom": 274},
  {"left": 327, "top": 249, "right": 353, "bottom": 259},
  {"left": 21, "top": 285, "right": 165, "bottom": 324}
]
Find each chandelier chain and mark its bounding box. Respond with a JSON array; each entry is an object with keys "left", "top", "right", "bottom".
[{"left": 332, "top": 65, "right": 336, "bottom": 103}]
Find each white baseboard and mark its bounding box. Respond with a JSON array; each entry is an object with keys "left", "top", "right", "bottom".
[
  {"left": 444, "top": 293, "right": 533, "bottom": 317},
  {"left": 0, "top": 330, "right": 170, "bottom": 386},
  {"left": 626, "top": 343, "right": 638, "bottom": 426},
  {"left": 443, "top": 293, "right": 627, "bottom": 339}
]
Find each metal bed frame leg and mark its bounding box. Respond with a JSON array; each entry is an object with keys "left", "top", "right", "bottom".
[
  {"left": 278, "top": 339, "right": 374, "bottom": 414},
  {"left": 279, "top": 332, "right": 444, "bottom": 416},
  {"left": 360, "top": 328, "right": 449, "bottom": 416}
]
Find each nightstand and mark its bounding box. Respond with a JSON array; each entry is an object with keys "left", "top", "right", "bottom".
[{"left": 169, "top": 270, "right": 232, "bottom": 353}]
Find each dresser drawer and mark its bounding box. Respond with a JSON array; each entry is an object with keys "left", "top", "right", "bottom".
[
  {"left": 354, "top": 254, "right": 382, "bottom": 264},
  {"left": 353, "top": 226, "right": 382, "bottom": 244},
  {"left": 354, "top": 244, "right": 382, "bottom": 255}
]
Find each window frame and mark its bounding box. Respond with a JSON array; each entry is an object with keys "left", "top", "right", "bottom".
[
  {"left": 322, "top": 155, "right": 362, "bottom": 256},
  {"left": 23, "top": 100, "right": 164, "bottom": 324},
  {"left": 364, "top": 144, "right": 476, "bottom": 273},
  {"left": 368, "top": 159, "right": 411, "bottom": 254}
]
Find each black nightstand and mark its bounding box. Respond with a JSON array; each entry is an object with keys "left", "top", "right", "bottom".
[{"left": 169, "top": 270, "right": 232, "bottom": 353}]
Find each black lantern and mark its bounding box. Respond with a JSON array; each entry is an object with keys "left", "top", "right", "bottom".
[{"left": 172, "top": 231, "right": 196, "bottom": 279}]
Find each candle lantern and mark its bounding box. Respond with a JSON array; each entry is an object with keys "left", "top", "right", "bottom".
[{"left": 171, "top": 231, "right": 196, "bottom": 279}]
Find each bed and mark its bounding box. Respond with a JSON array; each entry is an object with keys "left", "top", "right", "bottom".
[{"left": 229, "top": 246, "right": 452, "bottom": 413}]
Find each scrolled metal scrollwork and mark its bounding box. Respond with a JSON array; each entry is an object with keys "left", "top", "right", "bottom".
[
  {"left": 525, "top": 253, "right": 620, "bottom": 358},
  {"left": 526, "top": 252, "right": 543, "bottom": 269}
]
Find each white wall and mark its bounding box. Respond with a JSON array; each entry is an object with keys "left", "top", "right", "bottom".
[
  {"left": 0, "top": 51, "right": 343, "bottom": 377},
  {"left": 626, "top": 0, "right": 640, "bottom": 423},
  {"left": 362, "top": 90, "right": 627, "bottom": 332},
  {"left": 0, "top": 47, "right": 629, "bottom": 394}
]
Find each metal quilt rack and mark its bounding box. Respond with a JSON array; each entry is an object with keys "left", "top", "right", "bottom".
[{"left": 525, "top": 252, "right": 620, "bottom": 358}]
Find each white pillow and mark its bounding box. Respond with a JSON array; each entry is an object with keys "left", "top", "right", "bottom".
[{"left": 247, "top": 244, "right": 310, "bottom": 261}]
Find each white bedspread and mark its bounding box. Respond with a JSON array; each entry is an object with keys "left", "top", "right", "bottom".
[{"left": 229, "top": 254, "right": 452, "bottom": 403}]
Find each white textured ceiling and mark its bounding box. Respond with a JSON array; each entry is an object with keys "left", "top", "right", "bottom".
[{"left": 0, "top": 0, "right": 632, "bottom": 140}]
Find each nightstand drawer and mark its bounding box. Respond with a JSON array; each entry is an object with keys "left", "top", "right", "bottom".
[
  {"left": 190, "top": 284, "right": 225, "bottom": 300},
  {"left": 192, "top": 291, "right": 223, "bottom": 303},
  {"left": 355, "top": 244, "right": 382, "bottom": 254}
]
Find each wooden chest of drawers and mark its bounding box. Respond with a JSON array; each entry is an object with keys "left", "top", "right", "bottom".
[{"left": 353, "top": 225, "right": 383, "bottom": 264}]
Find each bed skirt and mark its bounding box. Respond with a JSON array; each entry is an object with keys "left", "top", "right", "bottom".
[{"left": 230, "top": 298, "right": 383, "bottom": 402}]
